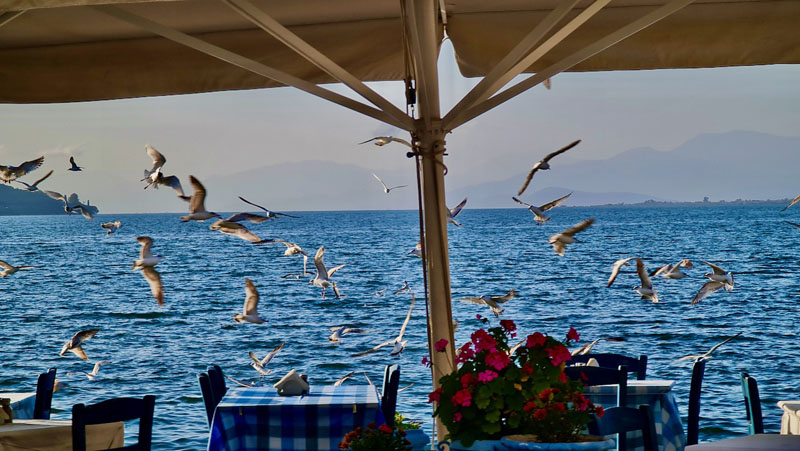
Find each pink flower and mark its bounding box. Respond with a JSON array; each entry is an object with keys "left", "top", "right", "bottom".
[
  {"left": 478, "top": 370, "right": 498, "bottom": 383},
  {"left": 547, "top": 345, "right": 572, "bottom": 366},
  {"left": 421, "top": 356, "right": 430, "bottom": 367},
  {"left": 428, "top": 388, "right": 443, "bottom": 404},
  {"left": 456, "top": 343, "right": 475, "bottom": 364},
  {"left": 485, "top": 351, "right": 511, "bottom": 371},
  {"left": 453, "top": 412, "right": 462, "bottom": 422},
  {"left": 566, "top": 327, "right": 580, "bottom": 343},
  {"left": 526, "top": 332, "right": 546, "bottom": 348},
  {"left": 434, "top": 339, "right": 449, "bottom": 352},
  {"left": 451, "top": 388, "right": 472, "bottom": 407},
  {"left": 471, "top": 329, "right": 497, "bottom": 353},
  {"left": 499, "top": 319, "right": 517, "bottom": 333}
]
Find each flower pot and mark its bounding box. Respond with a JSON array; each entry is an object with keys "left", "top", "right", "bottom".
[
  {"left": 439, "top": 439, "right": 502, "bottom": 451},
  {"left": 405, "top": 429, "right": 431, "bottom": 450},
  {"left": 499, "top": 435, "right": 615, "bottom": 450}
]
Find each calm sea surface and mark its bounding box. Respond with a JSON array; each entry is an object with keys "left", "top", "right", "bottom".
[{"left": 1, "top": 206, "right": 798, "bottom": 449}]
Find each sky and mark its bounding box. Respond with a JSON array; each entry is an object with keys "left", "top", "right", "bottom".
[{"left": 1, "top": 41, "right": 799, "bottom": 213}]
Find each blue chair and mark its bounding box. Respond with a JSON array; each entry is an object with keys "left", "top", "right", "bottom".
[
  {"left": 198, "top": 372, "right": 215, "bottom": 427},
  {"left": 33, "top": 368, "right": 57, "bottom": 420},
  {"left": 588, "top": 405, "right": 658, "bottom": 451},
  {"left": 687, "top": 359, "right": 706, "bottom": 445},
  {"left": 72, "top": 395, "right": 156, "bottom": 451},
  {"left": 381, "top": 364, "right": 400, "bottom": 427},
  {"left": 207, "top": 365, "right": 227, "bottom": 406},
  {"left": 570, "top": 353, "right": 647, "bottom": 380},
  {"left": 564, "top": 365, "right": 628, "bottom": 407},
  {"left": 741, "top": 372, "right": 764, "bottom": 434}
]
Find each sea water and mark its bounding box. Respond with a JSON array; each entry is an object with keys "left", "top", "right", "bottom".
[{"left": 1, "top": 205, "right": 798, "bottom": 448}]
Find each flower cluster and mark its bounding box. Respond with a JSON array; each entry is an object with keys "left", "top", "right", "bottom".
[
  {"left": 339, "top": 422, "right": 412, "bottom": 451},
  {"left": 429, "top": 321, "right": 604, "bottom": 446}
]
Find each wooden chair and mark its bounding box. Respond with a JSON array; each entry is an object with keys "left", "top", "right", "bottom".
[
  {"left": 741, "top": 372, "right": 764, "bottom": 434},
  {"left": 33, "top": 367, "right": 57, "bottom": 420},
  {"left": 72, "top": 395, "right": 156, "bottom": 451},
  {"left": 564, "top": 365, "right": 628, "bottom": 407},
  {"left": 588, "top": 405, "right": 658, "bottom": 451},
  {"left": 381, "top": 364, "right": 400, "bottom": 427},
  {"left": 570, "top": 353, "right": 648, "bottom": 380},
  {"left": 687, "top": 359, "right": 706, "bottom": 445},
  {"left": 198, "top": 372, "right": 215, "bottom": 427},
  {"left": 206, "top": 365, "right": 227, "bottom": 406}
]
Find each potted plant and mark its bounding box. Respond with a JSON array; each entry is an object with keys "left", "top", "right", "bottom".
[
  {"left": 395, "top": 412, "right": 430, "bottom": 450},
  {"left": 339, "top": 422, "right": 413, "bottom": 451},
  {"left": 428, "top": 318, "right": 612, "bottom": 450}
]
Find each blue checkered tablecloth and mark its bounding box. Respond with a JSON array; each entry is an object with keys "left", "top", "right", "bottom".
[
  {"left": 207, "top": 385, "right": 385, "bottom": 451},
  {"left": 585, "top": 380, "right": 686, "bottom": 451}
]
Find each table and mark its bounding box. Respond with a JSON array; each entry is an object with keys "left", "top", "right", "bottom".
[
  {"left": 685, "top": 433, "right": 800, "bottom": 450},
  {"left": 777, "top": 400, "right": 800, "bottom": 434},
  {"left": 585, "top": 379, "right": 685, "bottom": 451},
  {"left": 0, "top": 419, "right": 124, "bottom": 451},
  {"left": 0, "top": 393, "right": 36, "bottom": 420},
  {"left": 208, "top": 384, "right": 385, "bottom": 451}
]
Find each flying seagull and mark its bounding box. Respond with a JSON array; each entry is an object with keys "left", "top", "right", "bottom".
[
  {"left": 233, "top": 278, "right": 266, "bottom": 324},
  {"left": 67, "top": 361, "right": 110, "bottom": 381},
  {"left": 14, "top": 169, "right": 53, "bottom": 192},
  {"left": 142, "top": 145, "right": 166, "bottom": 180},
  {"left": 408, "top": 240, "right": 422, "bottom": 258},
  {"left": 690, "top": 280, "right": 727, "bottom": 305},
  {"left": 237, "top": 196, "right": 299, "bottom": 220},
  {"left": 266, "top": 239, "right": 307, "bottom": 257},
  {"left": 457, "top": 290, "right": 516, "bottom": 317},
  {"left": 517, "top": 140, "right": 581, "bottom": 196},
  {"left": 132, "top": 236, "right": 164, "bottom": 306},
  {"left": 571, "top": 337, "right": 627, "bottom": 356},
  {"left": 675, "top": 332, "right": 743, "bottom": 363},
  {"left": 59, "top": 329, "right": 100, "bottom": 360},
  {"left": 393, "top": 281, "right": 411, "bottom": 295},
  {"left": 352, "top": 295, "right": 415, "bottom": 357},
  {"left": 101, "top": 220, "right": 122, "bottom": 236},
  {"left": 511, "top": 192, "right": 572, "bottom": 224},
  {"left": 549, "top": 218, "right": 594, "bottom": 256},
  {"left": 650, "top": 259, "right": 693, "bottom": 279},
  {"left": 358, "top": 136, "right": 412, "bottom": 148},
  {"left": 372, "top": 173, "right": 407, "bottom": 194},
  {"left": 703, "top": 261, "right": 734, "bottom": 290},
  {"left": 68, "top": 156, "right": 83, "bottom": 171},
  {"left": 0, "top": 259, "right": 38, "bottom": 277},
  {"left": 141, "top": 145, "right": 188, "bottom": 199},
  {"left": 310, "top": 246, "right": 345, "bottom": 298},
  {"left": 209, "top": 219, "right": 269, "bottom": 244},
  {"left": 328, "top": 326, "right": 370, "bottom": 342},
  {"left": 180, "top": 176, "right": 220, "bottom": 222},
  {"left": 42, "top": 190, "right": 94, "bottom": 219},
  {"left": 334, "top": 371, "right": 355, "bottom": 386},
  {"left": 249, "top": 342, "right": 285, "bottom": 376},
  {"left": 448, "top": 198, "right": 468, "bottom": 226},
  {"left": 634, "top": 258, "right": 659, "bottom": 303},
  {"left": 607, "top": 257, "right": 635, "bottom": 288},
  {"left": 1, "top": 156, "right": 44, "bottom": 183},
  {"left": 782, "top": 194, "right": 800, "bottom": 211}
]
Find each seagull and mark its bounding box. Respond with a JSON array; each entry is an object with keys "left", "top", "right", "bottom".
[
  {"left": 225, "top": 375, "right": 256, "bottom": 388},
  {"left": 675, "top": 332, "right": 743, "bottom": 363},
  {"left": 101, "top": 221, "right": 122, "bottom": 236},
  {"left": 59, "top": 329, "right": 100, "bottom": 360},
  {"left": 1, "top": 156, "right": 44, "bottom": 183},
  {"left": 359, "top": 136, "right": 412, "bottom": 148},
  {"left": 67, "top": 361, "right": 110, "bottom": 381},
  {"left": 782, "top": 194, "right": 800, "bottom": 211},
  {"left": 141, "top": 145, "right": 188, "bottom": 199},
  {"left": 608, "top": 257, "right": 635, "bottom": 288},
  {"left": 517, "top": 140, "right": 581, "bottom": 196},
  {"left": 650, "top": 259, "right": 693, "bottom": 278},
  {"left": 549, "top": 218, "right": 594, "bottom": 256},
  {"left": 408, "top": 240, "right": 422, "bottom": 258},
  {"left": 249, "top": 342, "right": 285, "bottom": 376},
  {"left": 703, "top": 261, "right": 734, "bottom": 290},
  {"left": 42, "top": 190, "right": 93, "bottom": 219},
  {"left": 334, "top": 371, "right": 355, "bottom": 386},
  {"left": 373, "top": 288, "right": 387, "bottom": 297},
  {"left": 570, "top": 337, "right": 627, "bottom": 356},
  {"left": 634, "top": 258, "right": 659, "bottom": 303},
  {"left": 448, "top": 198, "right": 468, "bottom": 226},
  {"left": 267, "top": 239, "right": 307, "bottom": 257},
  {"left": 132, "top": 236, "right": 163, "bottom": 306},
  {"left": 512, "top": 192, "right": 572, "bottom": 224},
  {"left": 209, "top": 219, "right": 269, "bottom": 244},
  {"left": 0, "top": 259, "right": 38, "bottom": 277},
  {"left": 180, "top": 176, "right": 220, "bottom": 222},
  {"left": 393, "top": 281, "right": 411, "bottom": 295},
  {"left": 328, "top": 326, "right": 369, "bottom": 342},
  {"left": 457, "top": 290, "right": 516, "bottom": 317},
  {"left": 237, "top": 196, "right": 299, "bottom": 220},
  {"left": 14, "top": 169, "right": 53, "bottom": 191},
  {"left": 372, "top": 173, "right": 407, "bottom": 194},
  {"left": 233, "top": 278, "right": 266, "bottom": 324},
  {"left": 71, "top": 204, "right": 94, "bottom": 220},
  {"left": 68, "top": 156, "right": 83, "bottom": 171},
  {"left": 352, "top": 295, "right": 415, "bottom": 357},
  {"left": 690, "top": 281, "right": 727, "bottom": 305},
  {"left": 310, "top": 246, "right": 345, "bottom": 298},
  {"left": 132, "top": 236, "right": 161, "bottom": 268}
]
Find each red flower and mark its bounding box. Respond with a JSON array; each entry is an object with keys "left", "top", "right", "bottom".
[
  {"left": 523, "top": 401, "right": 537, "bottom": 412},
  {"left": 453, "top": 412, "right": 462, "bottom": 422},
  {"left": 566, "top": 327, "right": 580, "bottom": 343},
  {"left": 558, "top": 371, "right": 567, "bottom": 383},
  {"left": 379, "top": 424, "right": 393, "bottom": 434},
  {"left": 573, "top": 394, "right": 589, "bottom": 411},
  {"left": 500, "top": 319, "right": 517, "bottom": 333},
  {"left": 471, "top": 329, "right": 498, "bottom": 353},
  {"left": 428, "top": 388, "right": 443, "bottom": 403},
  {"left": 456, "top": 342, "right": 475, "bottom": 364},
  {"left": 526, "top": 332, "right": 546, "bottom": 348},
  {"left": 533, "top": 408, "right": 547, "bottom": 420},
  {"left": 596, "top": 406, "right": 605, "bottom": 418},
  {"left": 539, "top": 388, "right": 560, "bottom": 401},
  {"left": 521, "top": 363, "right": 533, "bottom": 375},
  {"left": 421, "top": 356, "right": 429, "bottom": 367},
  {"left": 434, "top": 338, "right": 449, "bottom": 352},
  {"left": 547, "top": 345, "right": 572, "bottom": 366},
  {"left": 485, "top": 351, "right": 511, "bottom": 371},
  {"left": 552, "top": 402, "right": 566, "bottom": 412},
  {"left": 451, "top": 388, "right": 472, "bottom": 407},
  {"left": 460, "top": 373, "right": 476, "bottom": 388}
]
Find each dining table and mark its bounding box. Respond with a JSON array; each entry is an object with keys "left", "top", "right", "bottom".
[
  {"left": 0, "top": 419, "right": 124, "bottom": 451},
  {"left": 777, "top": 400, "right": 800, "bottom": 434},
  {"left": 584, "top": 379, "right": 685, "bottom": 451},
  {"left": 0, "top": 392, "right": 36, "bottom": 420},
  {"left": 207, "top": 384, "right": 385, "bottom": 451},
  {"left": 685, "top": 433, "right": 800, "bottom": 450}
]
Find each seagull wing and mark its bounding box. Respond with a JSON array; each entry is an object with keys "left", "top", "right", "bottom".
[
  {"left": 449, "top": 198, "right": 468, "bottom": 218},
  {"left": 43, "top": 190, "right": 66, "bottom": 203},
  {"left": 704, "top": 332, "right": 743, "bottom": 356},
  {"left": 787, "top": 221, "right": 800, "bottom": 230},
  {"left": 571, "top": 338, "right": 602, "bottom": 356},
  {"left": 249, "top": 351, "right": 262, "bottom": 365},
  {"left": 70, "top": 346, "right": 89, "bottom": 361},
  {"left": 30, "top": 169, "right": 53, "bottom": 188},
  {"left": 517, "top": 164, "right": 541, "bottom": 196},
  {"left": 691, "top": 281, "right": 724, "bottom": 305},
  {"left": 636, "top": 258, "right": 653, "bottom": 290},
  {"left": 226, "top": 212, "right": 268, "bottom": 223},
  {"left": 457, "top": 296, "right": 487, "bottom": 305},
  {"left": 387, "top": 185, "right": 408, "bottom": 191},
  {"left": 260, "top": 342, "right": 285, "bottom": 366},
  {"left": 73, "top": 205, "right": 94, "bottom": 220},
  {"left": 358, "top": 137, "right": 383, "bottom": 145},
  {"left": 137, "top": 236, "right": 153, "bottom": 259},
  {"left": 517, "top": 140, "right": 581, "bottom": 195},
  {"left": 188, "top": 175, "right": 208, "bottom": 213},
  {"left": 334, "top": 371, "right": 355, "bottom": 386},
  {"left": 396, "top": 295, "right": 416, "bottom": 341},
  {"left": 238, "top": 196, "right": 269, "bottom": 213},
  {"left": 541, "top": 139, "right": 582, "bottom": 164},
  {"left": 15, "top": 156, "right": 45, "bottom": 178},
  {"left": 141, "top": 266, "right": 164, "bottom": 306},
  {"left": 351, "top": 339, "right": 394, "bottom": 357},
  {"left": 608, "top": 257, "right": 634, "bottom": 287},
  {"left": 327, "top": 264, "right": 345, "bottom": 278},
  {"left": 511, "top": 196, "right": 534, "bottom": 208},
  {"left": 229, "top": 226, "right": 265, "bottom": 243},
  {"left": 782, "top": 194, "right": 800, "bottom": 211},
  {"left": 243, "top": 278, "right": 259, "bottom": 315},
  {"left": 160, "top": 175, "right": 185, "bottom": 197},
  {"left": 146, "top": 145, "right": 166, "bottom": 173},
  {"left": 703, "top": 261, "right": 727, "bottom": 275},
  {"left": 650, "top": 264, "right": 671, "bottom": 277},
  {"left": 538, "top": 192, "right": 573, "bottom": 212},
  {"left": 314, "top": 246, "right": 328, "bottom": 279},
  {"left": 562, "top": 218, "right": 595, "bottom": 237},
  {"left": 372, "top": 173, "right": 389, "bottom": 190},
  {"left": 0, "top": 260, "right": 12, "bottom": 270}
]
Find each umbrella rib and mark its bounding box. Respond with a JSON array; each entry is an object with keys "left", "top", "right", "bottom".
[
  {"left": 0, "top": 11, "right": 24, "bottom": 29},
  {"left": 445, "top": 0, "right": 695, "bottom": 131},
  {"left": 92, "top": 5, "right": 412, "bottom": 132},
  {"left": 222, "top": 0, "right": 413, "bottom": 131}
]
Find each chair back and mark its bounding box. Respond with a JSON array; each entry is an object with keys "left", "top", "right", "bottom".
[
  {"left": 381, "top": 364, "right": 400, "bottom": 427},
  {"left": 564, "top": 365, "right": 628, "bottom": 407},
  {"left": 588, "top": 405, "right": 658, "bottom": 451},
  {"left": 72, "top": 395, "right": 156, "bottom": 451},
  {"left": 206, "top": 365, "right": 227, "bottom": 406},
  {"left": 198, "top": 373, "right": 215, "bottom": 427},
  {"left": 741, "top": 372, "right": 764, "bottom": 434},
  {"left": 687, "top": 359, "right": 706, "bottom": 445},
  {"left": 33, "top": 368, "right": 57, "bottom": 420},
  {"left": 570, "top": 353, "right": 647, "bottom": 380}
]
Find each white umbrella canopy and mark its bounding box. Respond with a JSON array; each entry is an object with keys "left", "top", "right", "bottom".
[{"left": 2, "top": 0, "right": 800, "bottom": 442}]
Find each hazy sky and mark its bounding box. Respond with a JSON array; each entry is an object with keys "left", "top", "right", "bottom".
[{"left": 1, "top": 41, "right": 799, "bottom": 213}]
